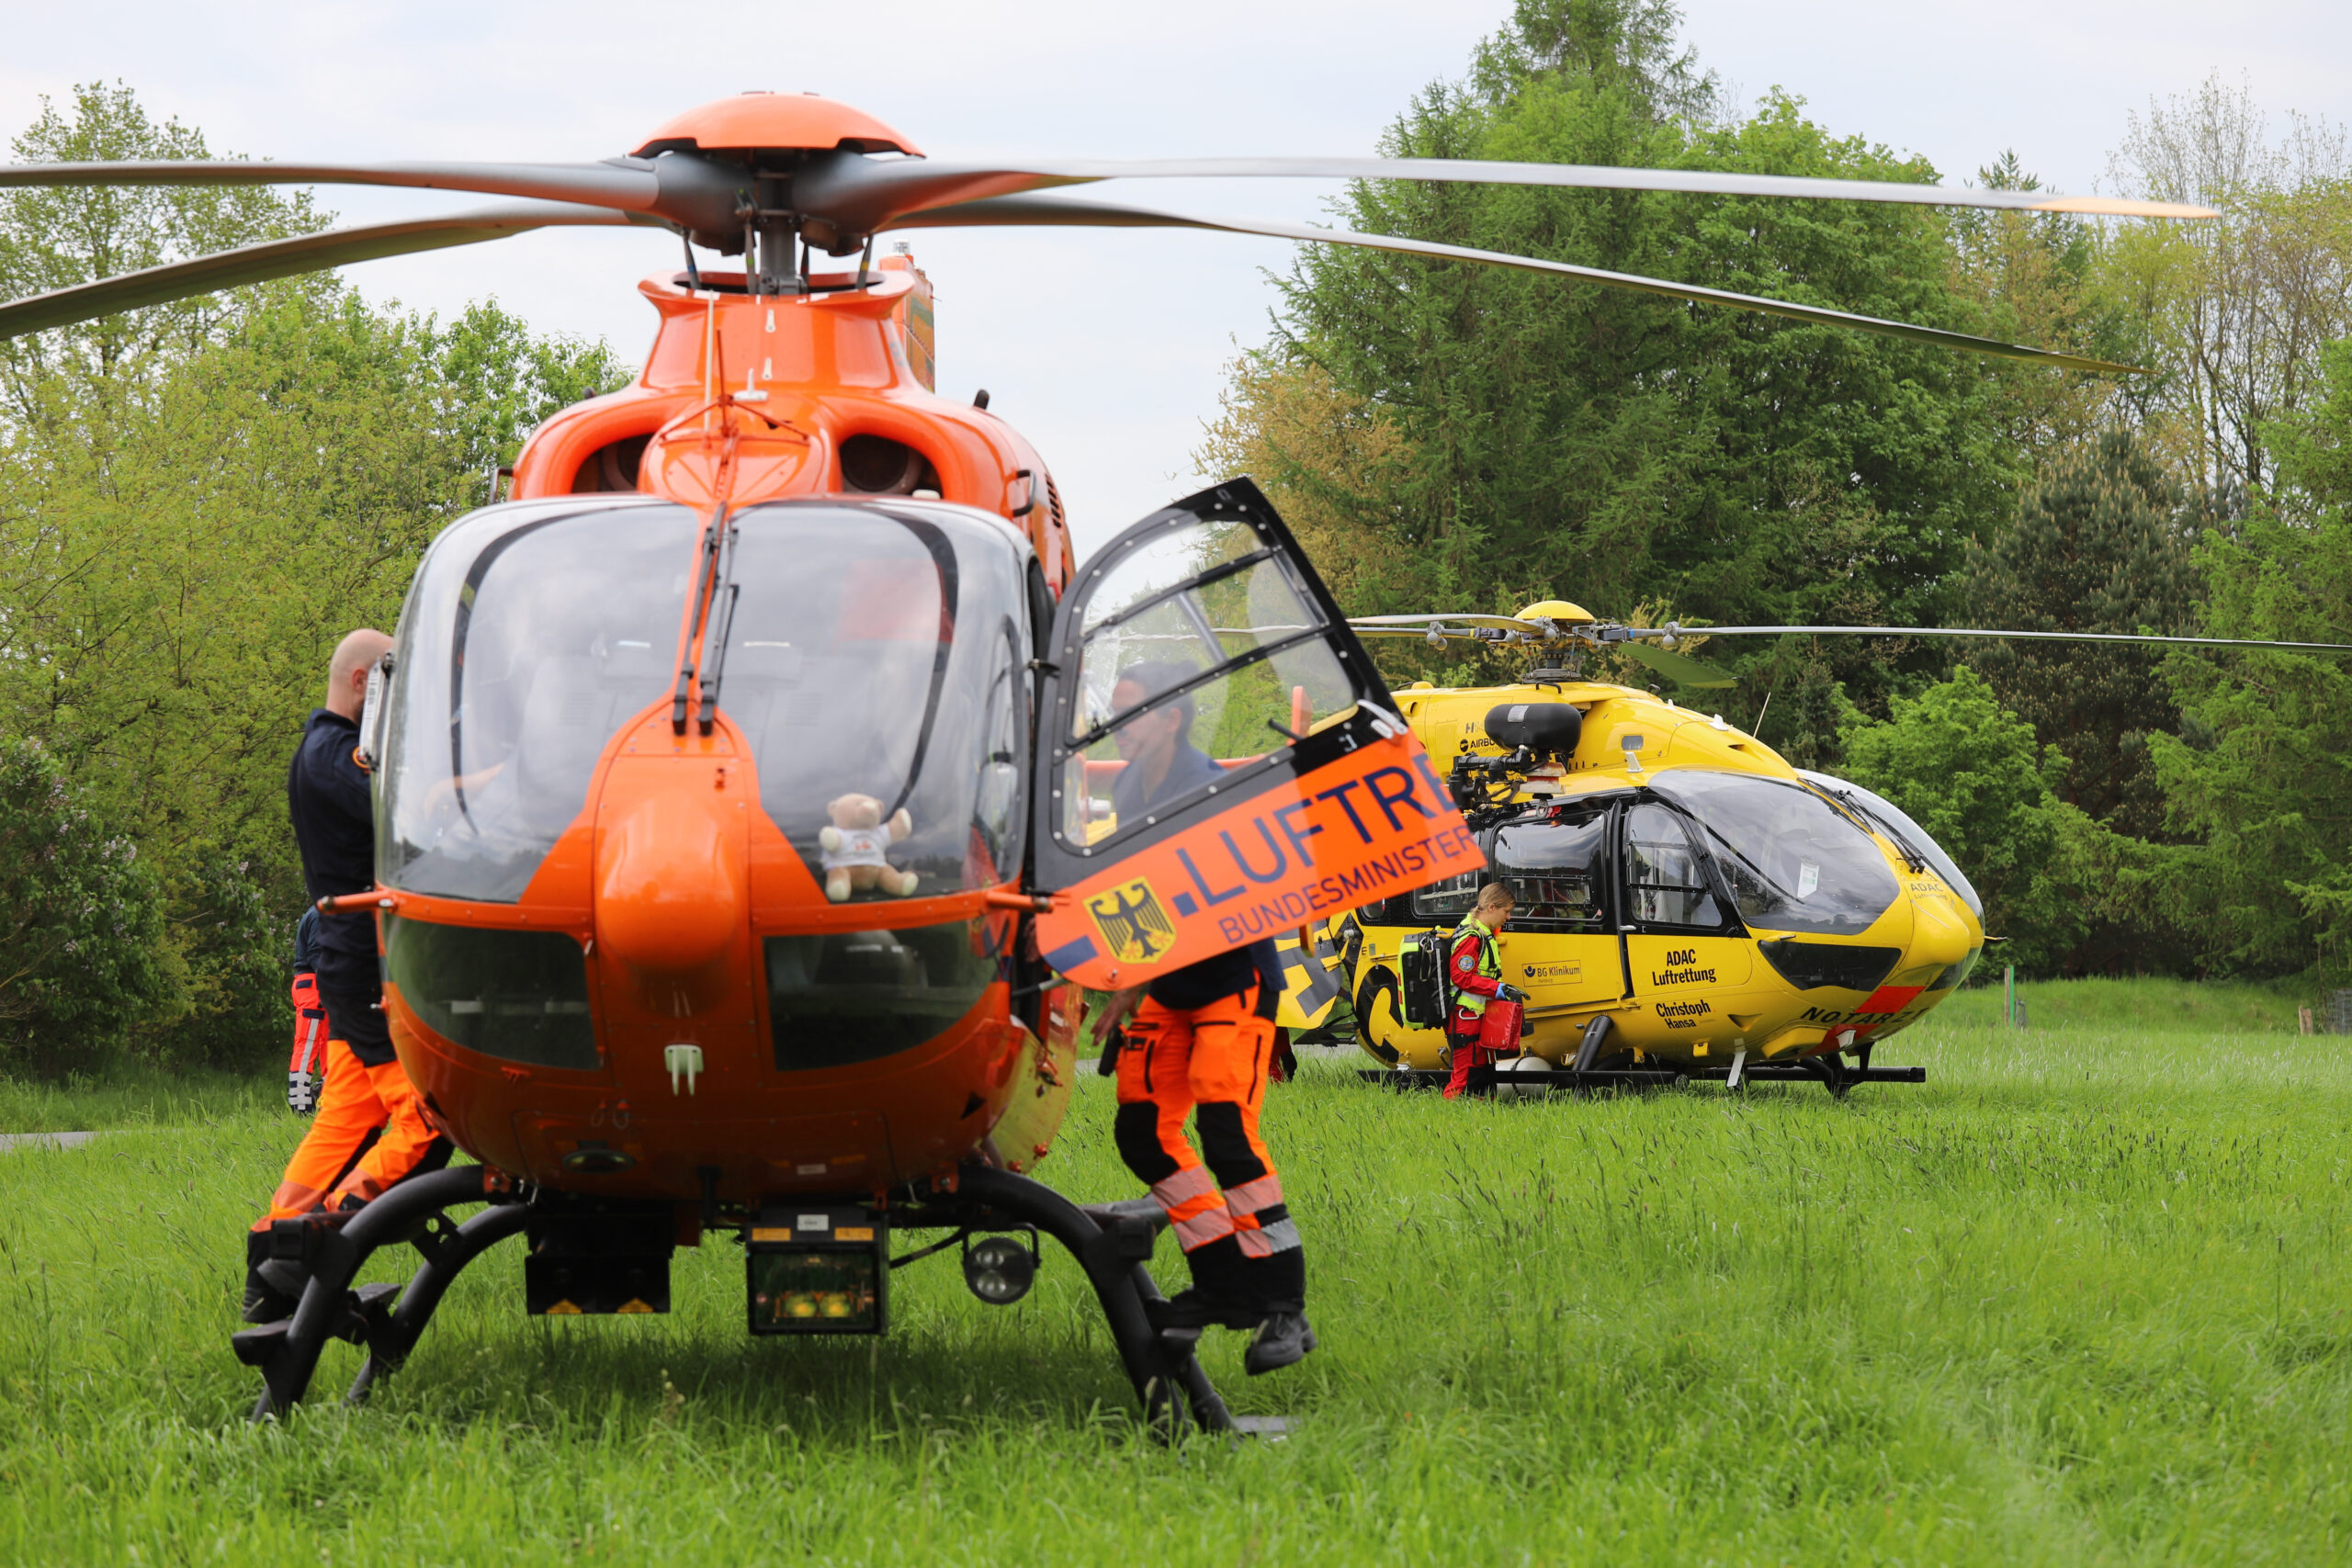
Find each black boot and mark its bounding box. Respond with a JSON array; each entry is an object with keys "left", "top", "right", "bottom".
[
  {"left": 1146, "top": 1235, "right": 1260, "bottom": 1332},
  {"left": 241, "top": 1230, "right": 300, "bottom": 1325},
  {"left": 1239, "top": 1242, "right": 1305, "bottom": 1305},
  {"left": 1236, "top": 1243, "right": 1313, "bottom": 1371},
  {"left": 1243, "top": 1311, "right": 1318, "bottom": 1374}
]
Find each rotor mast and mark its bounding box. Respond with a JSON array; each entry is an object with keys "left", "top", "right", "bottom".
[{"left": 741, "top": 169, "right": 804, "bottom": 295}]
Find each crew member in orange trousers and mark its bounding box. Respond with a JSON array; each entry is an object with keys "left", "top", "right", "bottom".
[
  {"left": 1089, "top": 661, "right": 1314, "bottom": 1375},
  {"left": 243, "top": 629, "right": 450, "bottom": 1324}
]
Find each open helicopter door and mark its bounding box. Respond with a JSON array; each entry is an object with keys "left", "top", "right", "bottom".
[{"left": 1029, "top": 479, "right": 1483, "bottom": 990}]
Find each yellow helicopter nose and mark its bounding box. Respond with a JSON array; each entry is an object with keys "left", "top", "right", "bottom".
[{"left": 1894, "top": 877, "right": 1974, "bottom": 990}]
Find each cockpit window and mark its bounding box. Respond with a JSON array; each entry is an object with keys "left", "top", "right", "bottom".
[
  {"left": 1622, "top": 801, "right": 1728, "bottom": 931},
  {"left": 1646, "top": 770, "right": 1898, "bottom": 937},
  {"left": 380, "top": 501, "right": 697, "bottom": 901},
  {"left": 715, "top": 502, "right": 1028, "bottom": 898},
  {"left": 1798, "top": 769, "right": 1984, "bottom": 920},
  {"left": 379, "top": 499, "right": 1029, "bottom": 906},
  {"left": 1056, "top": 517, "right": 1360, "bottom": 849}
]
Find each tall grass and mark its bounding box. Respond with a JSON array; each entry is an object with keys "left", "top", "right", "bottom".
[
  {"left": 0, "top": 1061, "right": 274, "bottom": 1133},
  {"left": 1, "top": 996, "right": 2346, "bottom": 1562}
]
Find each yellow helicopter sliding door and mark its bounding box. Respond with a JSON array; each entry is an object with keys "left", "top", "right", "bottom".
[
  {"left": 1619, "top": 796, "right": 1751, "bottom": 1058},
  {"left": 1026, "top": 479, "right": 1482, "bottom": 990},
  {"left": 1484, "top": 799, "right": 1625, "bottom": 1058}
]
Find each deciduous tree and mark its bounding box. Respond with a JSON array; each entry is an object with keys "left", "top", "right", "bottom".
[{"left": 2154, "top": 338, "right": 2352, "bottom": 981}]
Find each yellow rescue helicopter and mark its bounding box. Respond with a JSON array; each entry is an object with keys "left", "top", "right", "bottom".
[{"left": 1260, "top": 601, "right": 2352, "bottom": 1094}]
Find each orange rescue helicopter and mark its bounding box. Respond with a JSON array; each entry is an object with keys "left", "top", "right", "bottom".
[{"left": 0, "top": 93, "right": 2217, "bottom": 1430}]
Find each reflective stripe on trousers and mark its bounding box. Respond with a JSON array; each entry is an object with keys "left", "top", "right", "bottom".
[
  {"left": 1150, "top": 1163, "right": 1237, "bottom": 1250},
  {"left": 1113, "top": 983, "right": 1290, "bottom": 1256}
]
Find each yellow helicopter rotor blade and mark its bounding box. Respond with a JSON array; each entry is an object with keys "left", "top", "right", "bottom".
[
  {"left": 1693, "top": 626, "right": 2352, "bottom": 654},
  {"left": 1616, "top": 640, "right": 1740, "bottom": 688}
]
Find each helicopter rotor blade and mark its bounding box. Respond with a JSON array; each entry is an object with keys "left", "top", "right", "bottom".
[
  {"left": 792, "top": 152, "right": 2220, "bottom": 235},
  {"left": 1690, "top": 626, "right": 2352, "bottom": 654},
  {"left": 0, "top": 157, "right": 767, "bottom": 236},
  {"left": 0, "top": 157, "right": 663, "bottom": 206},
  {"left": 891, "top": 195, "right": 2152, "bottom": 374},
  {"left": 0, "top": 200, "right": 655, "bottom": 342},
  {"left": 3, "top": 151, "right": 2220, "bottom": 240},
  {"left": 1615, "top": 640, "right": 1740, "bottom": 688},
  {"left": 1349, "top": 613, "right": 1542, "bottom": 632}
]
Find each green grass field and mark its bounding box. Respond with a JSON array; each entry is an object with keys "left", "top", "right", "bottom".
[{"left": 3, "top": 985, "right": 2347, "bottom": 1564}]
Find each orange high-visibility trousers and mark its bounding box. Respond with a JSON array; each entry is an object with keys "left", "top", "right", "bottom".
[
  {"left": 1112, "top": 983, "right": 1304, "bottom": 1309},
  {"left": 250, "top": 1035, "right": 448, "bottom": 1228}
]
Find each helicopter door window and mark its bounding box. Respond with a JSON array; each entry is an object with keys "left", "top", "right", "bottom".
[
  {"left": 713, "top": 502, "right": 1029, "bottom": 897},
  {"left": 1028, "top": 479, "right": 1479, "bottom": 991},
  {"left": 1494, "top": 808, "right": 1611, "bottom": 932},
  {"left": 1621, "top": 802, "right": 1729, "bottom": 932},
  {"left": 1409, "top": 869, "right": 1483, "bottom": 923},
  {"left": 380, "top": 501, "right": 699, "bottom": 902},
  {"left": 1057, "top": 517, "right": 1357, "bottom": 848},
  {"left": 1645, "top": 770, "right": 1899, "bottom": 937}
]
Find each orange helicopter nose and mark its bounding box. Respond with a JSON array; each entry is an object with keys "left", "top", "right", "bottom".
[{"left": 596, "top": 786, "right": 747, "bottom": 974}]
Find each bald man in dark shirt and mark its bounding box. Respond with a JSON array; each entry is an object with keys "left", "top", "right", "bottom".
[{"left": 243, "top": 629, "right": 449, "bottom": 1323}]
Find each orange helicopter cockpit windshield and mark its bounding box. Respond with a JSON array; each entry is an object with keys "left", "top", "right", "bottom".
[
  {"left": 368, "top": 494, "right": 1045, "bottom": 1190},
  {"left": 379, "top": 497, "right": 700, "bottom": 903}
]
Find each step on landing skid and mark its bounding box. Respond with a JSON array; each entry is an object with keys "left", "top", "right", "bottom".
[{"left": 230, "top": 1163, "right": 1283, "bottom": 1441}]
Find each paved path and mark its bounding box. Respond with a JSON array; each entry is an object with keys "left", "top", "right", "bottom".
[{"left": 0, "top": 1130, "right": 99, "bottom": 1153}]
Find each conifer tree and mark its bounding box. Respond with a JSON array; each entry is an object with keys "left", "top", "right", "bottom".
[{"left": 1966, "top": 430, "right": 2197, "bottom": 840}]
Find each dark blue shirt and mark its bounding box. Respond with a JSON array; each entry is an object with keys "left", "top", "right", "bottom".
[
  {"left": 1113, "top": 738, "right": 1282, "bottom": 1015},
  {"left": 287, "top": 707, "right": 377, "bottom": 988},
  {"left": 293, "top": 906, "right": 322, "bottom": 975}
]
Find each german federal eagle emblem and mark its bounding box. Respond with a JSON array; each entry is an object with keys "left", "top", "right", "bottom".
[{"left": 1087, "top": 878, "right": 1176, "bottom": 964}]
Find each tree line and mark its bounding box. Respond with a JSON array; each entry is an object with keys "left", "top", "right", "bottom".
[
  {"left": 0, "top": 84, "right": 624, "bottom": 1073},
  {"left": 1198, "top": 0, "right": 2352, "bottom": 986}
]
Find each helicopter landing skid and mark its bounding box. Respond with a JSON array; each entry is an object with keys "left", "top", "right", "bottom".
[
  {"left": 910, "top": 1165, "right": 1266, "bottom": 1441},
  {"left": 232, "top": 1165, "right": 524, "bottom": 1421},
  {"left": 1359, "top": 1062, "right": 1925, "bottom": 1095},
  {"left": 1687, "top": 1061, "right": 1927, "bottom": 1095},
  {"left": 230, "top": 1163, "right": 1263, "bottom": 1441},
  {"left": 1360, "top": 1066, "right": 1679, "bottom": 1093}
]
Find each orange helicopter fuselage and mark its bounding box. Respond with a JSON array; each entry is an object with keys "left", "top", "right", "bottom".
[{"left": 369, "top": 256, "right": 1082, "bottom": 1213}]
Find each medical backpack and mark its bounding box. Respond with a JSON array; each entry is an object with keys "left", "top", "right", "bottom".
[{"left": 1396, "top": 928, "right": 1454, "bottom": 1030}]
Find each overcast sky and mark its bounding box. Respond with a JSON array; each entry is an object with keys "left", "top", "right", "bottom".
[{"left": 6, "top": 1, "right": 2346, "bottom": 559}]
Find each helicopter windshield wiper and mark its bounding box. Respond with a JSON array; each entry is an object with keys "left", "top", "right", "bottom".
[
  {"left": 1694, "top": 820, "right": 1803, "bottom": 915},
  {"left": 695, "top": 513, "right": 744, "bottom": 735}
]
